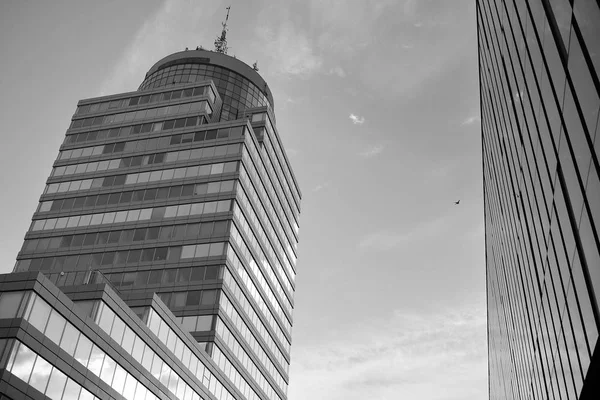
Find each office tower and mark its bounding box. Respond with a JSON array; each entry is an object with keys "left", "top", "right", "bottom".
[
  {"left": 0, "top": 47, "right": 300, "bottom": 400},
  {"left": 478, "top": 0, "right": 600, "bottom": 399}
]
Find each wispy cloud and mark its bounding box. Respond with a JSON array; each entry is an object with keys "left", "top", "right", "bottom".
[
  {"left": 312, "top": 182, "right": 330, "bottom": 192},
  {"left": 461, "top": 115, "right": 480, "bottom": 125},
  {"left": 349, "top": 114, "right": 365, "bottom": 125},
  {"left": 328, "top": 66, "right": 347, "bottom": 78},
  {"left": 359, "top": 144, "right": 384, "bottom": 158},
  {"left": 288, "top": 305, "right": 487, "bottom": 400},
  {"left": 309, "top": 0, "right": 401, "bottom": 56},
  {"left": 359, "top": 216, "right": 449, "bottom": 251},
  {"left": 255, "top": 11, "right": 322, "bottom": 77},
  {"left": 99, "top": 0, "right": 220, "bottom": 95},
  {"left": 359, "top": 231, "right": 414, "bottom": 250}
]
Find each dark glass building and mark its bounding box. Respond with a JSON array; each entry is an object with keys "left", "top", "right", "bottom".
[
  {"left": 0, "top": 49, "right": 301, "bottom": 400},
  {"left": 478, "top": 1, "right": 600, "bottom": 399}
]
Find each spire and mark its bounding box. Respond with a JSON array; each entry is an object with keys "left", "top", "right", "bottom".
[{"left": 214, "top": 6, "right": 231, "bottom": 54}]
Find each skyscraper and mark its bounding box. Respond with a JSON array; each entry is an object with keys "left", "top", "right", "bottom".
[
  {"left": 478, "top": 1, "right": 599, "bottom": 399},
  {"left": 0, "top": 46, "right": 301, "bottom": 399}
]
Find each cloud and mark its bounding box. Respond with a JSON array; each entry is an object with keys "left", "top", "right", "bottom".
[
  {"left": 461, "top": 116, "right": 480, "bottom": 125},
  {"left": 359, "top": 144, "right": 384, "bottom": 158},
  {"left": 328, "top": 66, "right": 347, "bottom": 77},
  {"left": 349, "top": 114, "right": 365, "bottom": 125},
  {"left": 359, "top": 216, "right": 449, "bottom": 251},
  {"left": 99, "top": 0, "right": 220, "bottom": 95},
  {"left": 312, "top": 182, "right": 330, "bottom": 192},
  {"left": 309, "top": 0, "right": 401, "bottom": 56},
  {"left": 288, "top": 305, "right": 487, "bottom": 400},
  {"left": 359, "top": 231, "right": 414, "bottom": 250},
  {"left": 255, "top": 11, "right": 322, "bottom": 77}
]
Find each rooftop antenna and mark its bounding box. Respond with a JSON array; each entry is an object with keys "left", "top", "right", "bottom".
[{"left": 214, "top": 6, "right": 231, "bottom": 54}]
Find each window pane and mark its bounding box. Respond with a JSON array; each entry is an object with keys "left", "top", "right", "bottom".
[
  {"left": 132, "top": 336, "right": 144, "bottom": 363},
  {"left": 0, "top": 291, "right": 24, "bottom": 319},
  {"left": 59, "top": 323, "right": 79, "bottom": 357},
  {"left": 45, "top": 366, "right": 68, "bottom": 399},
  {"left": 112, "top": 364, "right": 127, "bottom": 394},
  {"left": 110, "top": 316, "right": 125, "bottom": 344},
  {"left": 181, "top": 245, "right": 196, "bottom": 259},
  {"left": 9, "top": 343, "right": 36, "bottom": 383},
  {"left": 201, "top": 290, "right": 217, "bottom": 305},
  {"left": 29, "top": 356, "right": 52, "bottom": 394},
  {"left": 196, "top": 315, "right": 212, "bottom": 330},
  {"left": 45, "top": 309, "right": 66, "bottom": 344},
  {"left": 87, "top": 344, "right": 105, "bottom": 376},
  {"left": 62, "top": 378, "right": 81, "bottom": 399},
  {"left": 27, "top": 296, "right": 52, "bottom": 333},
  {"left": 74, "top": 335, "right": 93, "bottom": 367},
  {"left": 100, "top": 355, "right": 116, "bottom": 384},
  {"left": 123, "top": 373, "right": 138, "bottom": 399},
  {"left": 97, "top": 305, "right": 115, "bottom": 334}
]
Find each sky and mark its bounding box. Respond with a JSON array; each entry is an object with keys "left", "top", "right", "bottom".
[{"left": 0, "top": 1, "right": 485, "bottom": 399}]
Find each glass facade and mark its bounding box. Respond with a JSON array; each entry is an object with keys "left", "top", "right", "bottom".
[
  {"left": 10, "top": 49, "right": 301, "bottom": 400},
  {"left": 140, "top": 63, "right": 271, "bottom": 122},
  {"left": 478, "top": 1, "right": 600, "bottom": 399}
]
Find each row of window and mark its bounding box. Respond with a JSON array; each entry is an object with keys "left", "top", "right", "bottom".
[
  {"left": 30, "top": 198, "right": 231, "bottom": 232},
  {"left": 94, "top": 301, "right": 223, "bottom": 400},
  {"left": 253, "top": 123, "right": 299, "bottom": 229},
  {"left": 23, "top": 294, "right": 165, "bottom": 399},
  {"left": 240, "top": 164, "right": 295, "bottom": 286},
  {"left": 259, "top": 123, "right": 300, "bottom": 210},
  {"left": 15, "top": 242, "right": 227, "bottom": 273},
  {"left": 219, "top": 285, "right": 288, "bottom": 376},
  {"left": 226, "top": 245, "right": 291, "bottom": 353},
  {"left": 243, "top": 138, "right": 298, "bottom": 248},
  {"left": 145, "top": 307, "right": 235, "bottom": 400},
  {"left": 44, "top": 270, "right": 93, "bottom": 287},
  {"left": 140, "top": 63, "right": 269, "bottom": 109},
  {"left": 70, "top": 100, "right": 212, "bottom": 130},
  {"left": 106, "top": 265, "right": 222, "bottom": 289},
  {"left": 38, "top": 180, "right": 235, "bottom": 213},
  {"left": 212, "top": 344, "right": 263, "bottom": 400},
  {"left": 179, "top": 314, "right": 214, "bottom": 333},
  {"left": 76, "top": 85, "right": 214, "bottom": 115},
  {"left": 7, "top": 340, "right": 100, "bottom": 400},
  {"left": 231, "top": 217, "right": 292, "bottom": 327},
  {"left": 245, "top": 137, "right": 299, "bottom": 247},
  {"left": 259, "top": 134, "right": 300, "bottom": 237},
  {"left": 64, "top": 115, "right": 208, "bottom": 145},
  {"left": 44, "top": 160, "right": 238, "bottom": 195},
  {"left": 216, "top": 317, "right": 285, "bottom": 398},
  {"left": 237, "top": 184, "right": 294, "bottom": 299},
  {"left": 259, "top": 133, "right": 301, "bottom": 251},
  {"left": 60, "top": 127, "right": 243, "bottom": 160},
  {"left": 24, "top": 220, "right": 229, "bottom": 253},
  {"left": 53, "top": 143, "right": 240, "bottom": 178},
  {"left": 156, "top": 289, "right": 218, "bottom": 309},
  {"left": 221, "top": 287, "right": 289, "bottom": 372},
  {"left": 261, "top": 117, "right": 301, "bottom": 215}
]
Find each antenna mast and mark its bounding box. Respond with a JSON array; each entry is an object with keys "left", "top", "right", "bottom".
[{"left": 214, "top": 6, "right": 231, "bottom": 54}]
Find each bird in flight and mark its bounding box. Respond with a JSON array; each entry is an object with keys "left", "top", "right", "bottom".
[{"left": 454, "top": 200, "right": 460, "bottom": 205}]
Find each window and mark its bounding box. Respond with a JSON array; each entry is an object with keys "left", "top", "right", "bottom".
[
  {"left": 45, "top": 310, "right": 66, "bottom": 344},
  {"left": 27, "top": 295, "right": 51, "bottom": 333},
  {"left": 0, "top": 291, "right": 25, "bottom": 319}
]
